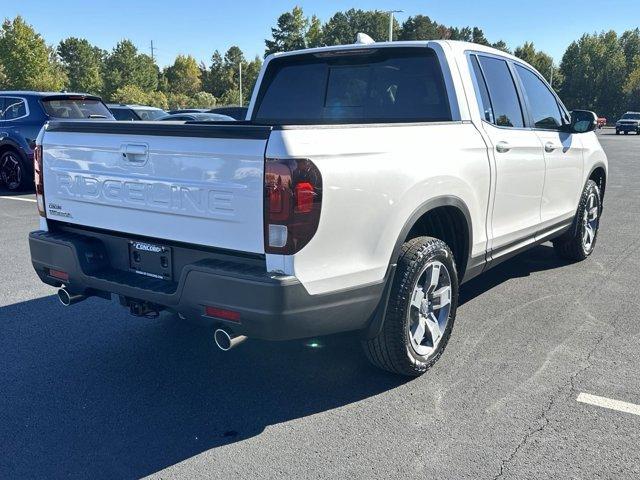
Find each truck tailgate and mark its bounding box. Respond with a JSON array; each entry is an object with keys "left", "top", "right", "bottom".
[{"left": 41, "top": 122, "right": 271, "bottom": 253}]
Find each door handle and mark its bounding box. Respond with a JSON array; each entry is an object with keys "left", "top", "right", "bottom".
[
  {"left": 121, "top": 143, "right": 148, "bottom": 164},
  {"left": 544, "top": 142, "right": 558, "bottom": 153},
  {"left": 495, "top": 141, "right": 511, "bottom": 153}
]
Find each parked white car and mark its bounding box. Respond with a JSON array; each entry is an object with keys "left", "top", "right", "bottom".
[{"left": 29, "top": 40, "right": 607, "bottom": 376}]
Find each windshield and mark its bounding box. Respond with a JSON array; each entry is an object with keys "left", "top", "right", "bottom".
[
  {"left": 135, "top": 109, "right": 165, "bottom": 120},
  {"left": 42, "top": 98, "right": 113, "bottom": 119},
  {"left": 622, "top": 113, "right": 640, "bottom": 120}
]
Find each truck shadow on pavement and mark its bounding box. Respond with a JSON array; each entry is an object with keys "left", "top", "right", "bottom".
[
  {"left": 1, "top": 244, "right": 567, "bottom": 479},
  {"left": 459, "top": 244, "right": 570, "bottom": 306}
]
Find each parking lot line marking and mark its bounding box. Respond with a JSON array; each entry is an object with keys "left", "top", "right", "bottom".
[
  {"left": 0, "top": 195, "right": 36, "bottom": 203},
  {"left": 577, "top": 393, "right": 640, "bottom": 417}
]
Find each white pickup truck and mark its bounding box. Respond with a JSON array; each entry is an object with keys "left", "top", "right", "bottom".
[{"left": 29, "top": 40, "right": 607, "bottom": 376}]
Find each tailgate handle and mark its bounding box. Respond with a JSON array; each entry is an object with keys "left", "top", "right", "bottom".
[{"left": 121, "top": 144, "right": 149, "bottom": 164}]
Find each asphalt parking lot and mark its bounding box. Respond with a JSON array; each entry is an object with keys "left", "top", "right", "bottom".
[{"left": 1, "top": 129, "right": 639, "bottom": 479}]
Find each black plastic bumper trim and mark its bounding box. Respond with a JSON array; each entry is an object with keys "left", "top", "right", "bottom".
[{"left": 29, "top": 230, "right": 384, "bottom": 341}]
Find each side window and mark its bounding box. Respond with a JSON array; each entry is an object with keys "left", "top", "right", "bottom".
[
  {"left": 478, "top": 56, "right": 524, "bottom": 128},
  {"left": 3, "top": 97, "right": 27, "bottom": 120},
  {"left": 515, "top": 64, "right": 563, "bottom": 130},
  {"left": 111, "top": 108, "right": 137, "bottom": 121},
  {"left": 469, "top": 55, "right": 494, "bottom": 123}
]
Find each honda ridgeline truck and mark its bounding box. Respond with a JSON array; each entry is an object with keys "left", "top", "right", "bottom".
[{"left": 29, "top": 41, "right": 607, "bottom": 376}]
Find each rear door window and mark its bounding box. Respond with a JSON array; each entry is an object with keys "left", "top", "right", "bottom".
[
  {"left": 514, "top": 64, "right": 564, "bottom": 130},
  {"left": 477, "top": 56, "right": 524, "bottom": 128},
  {"left": 469, "top": 56, "right": 494, "bottom": 123},
  {"left": 254, "top": 48, "right": 451, "bottom": 124},
  {"left": 2, "top": 97, "right": 28, "bottom": 120}
]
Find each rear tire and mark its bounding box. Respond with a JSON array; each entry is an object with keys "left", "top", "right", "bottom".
[
  {"left": 0, "top": 150, "right": 29, "bottom": 191},
  {"left": 363, "top": 236, "right": 458, "bottom": 377},
  {"left": 553, "top": 180, "right": 601, "bottom": 261}
]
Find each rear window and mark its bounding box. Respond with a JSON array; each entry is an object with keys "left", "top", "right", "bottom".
[
  {"left": 42, "top": 98, "right": 113, "bottom": 119},
  {"left": 254, "top": 48, "right": 451, "bottom": 125}
]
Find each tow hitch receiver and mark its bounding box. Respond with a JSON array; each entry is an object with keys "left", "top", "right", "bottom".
[{"left": 120, "top": 297, "right": 163, "bottom": 318}]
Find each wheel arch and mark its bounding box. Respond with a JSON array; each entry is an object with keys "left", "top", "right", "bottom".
[
  {"left": 364, "top": 196, "right": 474, "bottom": 339},
  {"left": 393, "top": 196, "right": 473, "bottom": 280},
  {"left": 0, "top": 138, "right": 29, "bottom": 162},
  {"left": 587, "top": 164, "right": 607, "bottom": 201}
]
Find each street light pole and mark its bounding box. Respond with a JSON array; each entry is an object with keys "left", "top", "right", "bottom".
[
  {"left": 239, "top": 62, "right": 243, "bottom": 106},
  {"left": 386, "top": 10, "right": 403, "bottom": 41}
]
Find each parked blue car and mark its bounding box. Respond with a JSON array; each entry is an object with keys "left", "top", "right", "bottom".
[{"left": 0, "top": 91, "right": 114, "bottom": 191}]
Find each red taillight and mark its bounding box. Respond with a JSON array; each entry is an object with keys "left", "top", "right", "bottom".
[
  {"left": 295, "top": 182, "right": 314, "bottom": 213},
  {"left": 204, "top": 306, "right": 241, "bottom": 323},
  {"left": 34, "top": 144, "right": 45, "bottom": 217},
  {"left": 264, "top": 158, "right": 322, "bottom": 254}
]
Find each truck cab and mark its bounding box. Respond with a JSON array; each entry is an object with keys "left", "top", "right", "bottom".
[{"left": 28, "top": 41, "right": 607, "bottom": 376}]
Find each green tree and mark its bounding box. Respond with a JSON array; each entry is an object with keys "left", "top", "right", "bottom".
[
  {"left": 204, "top": 50, "right": 229, "bottom": 98},
  {"left": 448, "top": 26, "right": 473, "bottom": 41},
  {"left": 146, "top": 90, "right": 169, "bottom": 109},
  {"left": 265, "top": 6, "right": 309, "bottom": 55},
  {"left": 559, "top": 31, "right": 627, "bottom": 119},
  {"left": 620, "top": 29, "right": 640, "bottom": 71},
  {"left": 190, "top": 91, "right": 216, "bottom": 108},
  {"left": 204, "top": 46, "right": 261, "bottom": 105},
  {"left": 111, "top": 84, "right": 149, "bottom": 105},
  {"left": 471, "top": 27, "right": 490, "bottom": 46},
  {"left": 491, "top": 40, "right": 511, "bottom": 54},
  {"left": 399, "top": 15, "right": 444, "bottom": 41},
  {"left": 164, "top": 55, "right": 201, "bottom": 96},
  {"left": 514, "top": 42, "right": 556, "bottom": 83},
  {"left": 58, "top": 37, "right": 103, "bottom": 94},
  {"left": 166, "top": 92, "right": 191, "bottom": 109},
  {"left": 0, "top": 16, "right": 66, "bottom": 90},
  {"left": 306, "top": 15, "right": 324, "bottom": 48},
  {"left": 102, "top": 40, "right": 158, "bottom": 99},
  {"left": 323, "top": 9, "right": 398, "bottom": 45},
  {"left": 0, "top": 63, "right": 6, "bottom": 88}
]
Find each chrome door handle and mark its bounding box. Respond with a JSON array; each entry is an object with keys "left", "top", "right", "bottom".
[
  {"left": 544, "top": 142, "right": 557, "bottom": 153},
  {"left": 495, "top": 141, "right": 511, "bottom": 153}
]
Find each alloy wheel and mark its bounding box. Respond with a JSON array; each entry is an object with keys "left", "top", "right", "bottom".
[
  {"left": 582, "top": 192, "right": 599, "bottom": 253},
  {"left": 408, "top": 260, "right": 452, "bottom": 357},
  {"left": 0, "top": 154, "right": 22, "bottom": 190}
]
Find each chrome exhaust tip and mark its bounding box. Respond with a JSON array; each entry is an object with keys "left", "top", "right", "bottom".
[
  {"left": 214, "top": 328, "right": 247, "bottom": 351},
  {"left": 57, "top": 288, "right": 86, "bottom": 307}
]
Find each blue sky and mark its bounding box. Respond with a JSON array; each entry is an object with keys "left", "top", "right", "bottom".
[{"left": 4, "top": 1, "right": 640, "bottom": 66}]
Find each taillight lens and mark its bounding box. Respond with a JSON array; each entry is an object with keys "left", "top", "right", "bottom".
[
  {"left": 33, "top": 144, "right": 46, "bottom": 217},
  {"left": 264, "top": 158, "right": 322, "bottom": 254}
]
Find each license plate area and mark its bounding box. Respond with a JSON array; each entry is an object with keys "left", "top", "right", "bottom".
[{"left": 129, "top": 241, "right": 173, "bottom": 280}]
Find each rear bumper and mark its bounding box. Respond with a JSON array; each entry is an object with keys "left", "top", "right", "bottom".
[{"left": 28, "top": 229, "right": 383, "bottom": 340}]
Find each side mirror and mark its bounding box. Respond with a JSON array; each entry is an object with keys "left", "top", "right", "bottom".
[{"left": 569, "top": 110, "right": 597, "bottom": 133}]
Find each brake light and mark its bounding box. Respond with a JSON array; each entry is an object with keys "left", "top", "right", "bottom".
[
  {"left": 264, "top": 158, "right": 322, "bottom": 254},
  {"left": 33, "top": 144, "right": 45, "bottom": 217}
]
